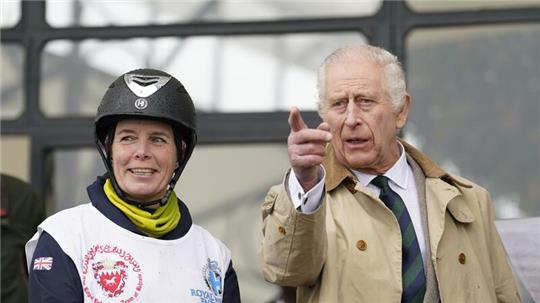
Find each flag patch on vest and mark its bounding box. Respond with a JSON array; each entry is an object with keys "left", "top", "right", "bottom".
[{"left": 33, "top": 257, "right": 53, "bottom": 270}]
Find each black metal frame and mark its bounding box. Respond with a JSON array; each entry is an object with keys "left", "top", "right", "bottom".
[{"left": 1, "top": 0, "right": 539, "bottom": 194}]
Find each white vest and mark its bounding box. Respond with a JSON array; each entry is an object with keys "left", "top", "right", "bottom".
[{"left": 26, "top": 204, "right": 231, "bottom": 303}]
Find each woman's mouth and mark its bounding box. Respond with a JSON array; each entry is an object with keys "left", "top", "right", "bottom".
[{"left": 129, "top": 168, "right": 156, "bottom": 176}]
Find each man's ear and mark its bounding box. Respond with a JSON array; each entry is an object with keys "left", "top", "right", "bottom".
[{"left": 396, "top": 93, "right": 411, "bottom": 130}]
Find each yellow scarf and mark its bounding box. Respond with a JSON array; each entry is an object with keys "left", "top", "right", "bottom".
[{"left": 104, "top": 179, "right": 180, "bottom": 238}]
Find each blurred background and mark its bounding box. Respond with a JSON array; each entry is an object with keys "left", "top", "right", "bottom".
[{"left": 1, "top": 0, "right": 539, "bottom": 302}]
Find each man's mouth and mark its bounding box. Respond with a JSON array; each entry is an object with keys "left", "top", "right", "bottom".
[
  {"left": 345, "top": 137, "right": 369, "bottom": 143},
  {"left": 344, "top": 138, "right": 370, "bottom": 149}
]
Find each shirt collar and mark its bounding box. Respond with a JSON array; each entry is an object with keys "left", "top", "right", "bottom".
[
  {"left": 322, "top": 138, "right": 472, "bottom": 192},
  {"left": 352, "top": 141, "right": 409, "bottom": 190}
]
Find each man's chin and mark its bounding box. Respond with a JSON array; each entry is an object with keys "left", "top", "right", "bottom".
[{"left": 344, "top": 155, "right": 372, "bottom": 168}]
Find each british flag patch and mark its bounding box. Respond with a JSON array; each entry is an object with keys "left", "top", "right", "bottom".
[{"left": 33, "top": 257, "right": 53, "bottom": 271}]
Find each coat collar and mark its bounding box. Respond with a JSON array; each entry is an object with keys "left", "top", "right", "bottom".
[{"left": 322, "top": 138, "right": 472, "bottom": 193}]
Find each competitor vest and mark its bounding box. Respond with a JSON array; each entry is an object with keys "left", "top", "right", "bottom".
[{"left": 26, "top": 204, "right": 231, "bottom": 303}]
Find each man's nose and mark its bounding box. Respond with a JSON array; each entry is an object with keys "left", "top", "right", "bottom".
[{"left": 344, "top": 101, "right": 361, "bottom": 127}]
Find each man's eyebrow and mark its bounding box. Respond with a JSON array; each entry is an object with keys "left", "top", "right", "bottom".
[{"left": 327, "top": 91, "right": 374, "bottom": 99}]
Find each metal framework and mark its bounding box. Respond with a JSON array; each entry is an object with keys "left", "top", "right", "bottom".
[{"left": 1, "top": 0, "right": 539, "bottom": 194}]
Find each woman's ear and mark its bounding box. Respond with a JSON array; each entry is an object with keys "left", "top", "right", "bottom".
[
  {"left": 181, "top": 141, "right": 187, "bottom": 157},
  {"left": 176, "top": 141, "right": 187, "bottom": 165}
]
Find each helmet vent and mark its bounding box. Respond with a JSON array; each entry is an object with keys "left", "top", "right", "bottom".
[
  {"left": 133, "top": 78, "right": 157, "bottom": 86},
  {"left": 124, "top": 73, "right": 172, "bottom": 98}
]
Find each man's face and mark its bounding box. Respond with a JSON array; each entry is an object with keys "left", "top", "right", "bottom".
[
  {"left": 321, "top": 57, "right": 410, "bottom": 175},
  {"left": 111, "top": 119, "right": 178, "bottom": 202}
]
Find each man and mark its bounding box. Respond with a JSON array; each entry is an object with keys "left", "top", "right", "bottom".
[
  {"left": 1, "top": 174, "right": 45, "bottom": 303},
  {"left": 259, "top": 45, "right": 520, "bottom": 302}
]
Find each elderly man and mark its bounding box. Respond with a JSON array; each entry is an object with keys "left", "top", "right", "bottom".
[{"left": 259, "top": 45, "right": 520, "bottom": 303}]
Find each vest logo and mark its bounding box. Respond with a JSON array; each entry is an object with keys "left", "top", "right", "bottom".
[
  {"left": 82, "top": 244, "right": 143, "bottom": 302},
  {"left": 204, "top": 259, "right": 223, "bottom": 296},
  {"left": 92, "top": 259, "right": 127, "bottom": 297},
  {"left": 190, "top": 258, "right": 223, "bottom": 302}
]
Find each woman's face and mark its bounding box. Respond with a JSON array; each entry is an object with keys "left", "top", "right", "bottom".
[{"left": 111, "top": 119, "right": 177, "bottom": 202}]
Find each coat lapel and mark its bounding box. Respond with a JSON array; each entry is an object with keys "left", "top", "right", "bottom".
[{"left": 425, "top": 178, "right": 475, "bottom": 259}]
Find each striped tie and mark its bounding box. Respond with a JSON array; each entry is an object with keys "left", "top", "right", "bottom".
[{"left": 371, "top": 176, "right": 426, "bottom": 303}]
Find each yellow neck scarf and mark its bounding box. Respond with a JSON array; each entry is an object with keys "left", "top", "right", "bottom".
[{"left": 104, "top": 179, "right": 180, "bottom": 238}]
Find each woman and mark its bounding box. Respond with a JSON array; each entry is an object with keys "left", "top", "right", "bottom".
[{"left": 26, "top": 69, "right": 241, "bottom": 302}]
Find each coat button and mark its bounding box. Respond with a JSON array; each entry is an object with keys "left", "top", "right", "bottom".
[
  {"left": 459, "top": 253, "right": 466, "bottom": 264},
  {"left": 278, "top": 226, "right": 286, "bottom": 235},
  {"left": 356, "top": 240, "right": 367, "bottom": 251}
]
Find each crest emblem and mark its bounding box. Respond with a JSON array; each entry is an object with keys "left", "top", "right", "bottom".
[
  {"left": 82, "top": 245, "right": 142, "bottom": 302},
  {"left": 92, "top": 259, "right": 128, "bottom": 297},
  {"left": 203, "top": 259, "right": 223, "bottom": 296}
]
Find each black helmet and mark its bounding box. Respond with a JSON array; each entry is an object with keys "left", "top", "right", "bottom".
[{"left": 95, "top": 68, "right": 197, "bottom": 207}]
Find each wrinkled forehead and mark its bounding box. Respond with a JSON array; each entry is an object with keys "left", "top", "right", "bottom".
[
  {"left": 324, "top": 59, "right": 384, "bottom": 93},
  {"left": 326, "top": 55, "right": 384, "bottom": 77}
]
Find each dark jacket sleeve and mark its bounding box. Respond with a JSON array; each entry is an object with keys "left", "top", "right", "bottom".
[
  {"left": 223, "top": 260, "right": 241, "bottom": 303},
  {"left": 28, "top": 231, "right": 83, "bottom": 303}
]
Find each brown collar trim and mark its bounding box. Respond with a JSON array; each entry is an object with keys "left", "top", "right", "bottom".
[{"left": 322, "top": 144, "right": 356, "bottom": 192}]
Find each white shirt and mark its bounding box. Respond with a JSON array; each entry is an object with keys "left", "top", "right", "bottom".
[{"left": 288, "top": 142, "right": 427, "bottom": 261}]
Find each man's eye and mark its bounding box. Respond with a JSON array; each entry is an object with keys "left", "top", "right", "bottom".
[
  {"left": 331, "top": 100, "right": 347, "bottom": 108},
  {"left": 356, "top": 98, "right": 375, "bottom": 108},
  {"left": 361, "top": 98, "right": 374, "bottom": 104}
]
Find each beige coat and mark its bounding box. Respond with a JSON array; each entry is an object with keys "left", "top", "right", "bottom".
[{"left": 259, "top": 140, "right": 520, "bottom": 303}]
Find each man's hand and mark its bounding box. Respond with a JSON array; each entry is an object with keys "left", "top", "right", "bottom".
[{"left": 288, "top": 107, "right": 332, "bottom": 192}]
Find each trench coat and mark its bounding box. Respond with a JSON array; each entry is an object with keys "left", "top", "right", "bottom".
[{"left": 259, "top": 140, "right": 520, "bottom": 303}]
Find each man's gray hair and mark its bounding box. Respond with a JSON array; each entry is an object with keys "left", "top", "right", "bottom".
[{"left": 317, "top": 45, "right": 407, "bottom": 115}]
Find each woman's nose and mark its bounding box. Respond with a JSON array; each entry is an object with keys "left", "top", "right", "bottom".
[{"left": 134, "top": 143, "right": 151, "bottom": 160}]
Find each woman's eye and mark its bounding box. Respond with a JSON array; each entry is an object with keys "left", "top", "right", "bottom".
[
  {"left": 119, "top": 136, "right": 135, "bottom": 142},
  {"left": 152, "top": 137, "right": 167, "bottom": 144}
]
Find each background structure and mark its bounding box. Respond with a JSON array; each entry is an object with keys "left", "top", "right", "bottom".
[{"left": 1, "top": 0, "right": 539, "bottom": 301}]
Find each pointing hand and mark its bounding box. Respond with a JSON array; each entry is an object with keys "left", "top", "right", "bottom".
[{"left": 287, "top": 107, "right": 332, "bottom": 191}]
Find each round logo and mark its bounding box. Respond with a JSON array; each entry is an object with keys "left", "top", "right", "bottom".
[
  {"left": 82, "top": 244, "right": 143, "bottom": 302},
  {"left": 134, "top": 98, "right": 148, "bottom": 110}
]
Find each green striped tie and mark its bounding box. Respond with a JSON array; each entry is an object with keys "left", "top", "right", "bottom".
[{"left": 371, "top": 176, "right": 426, "bottom": 303}]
